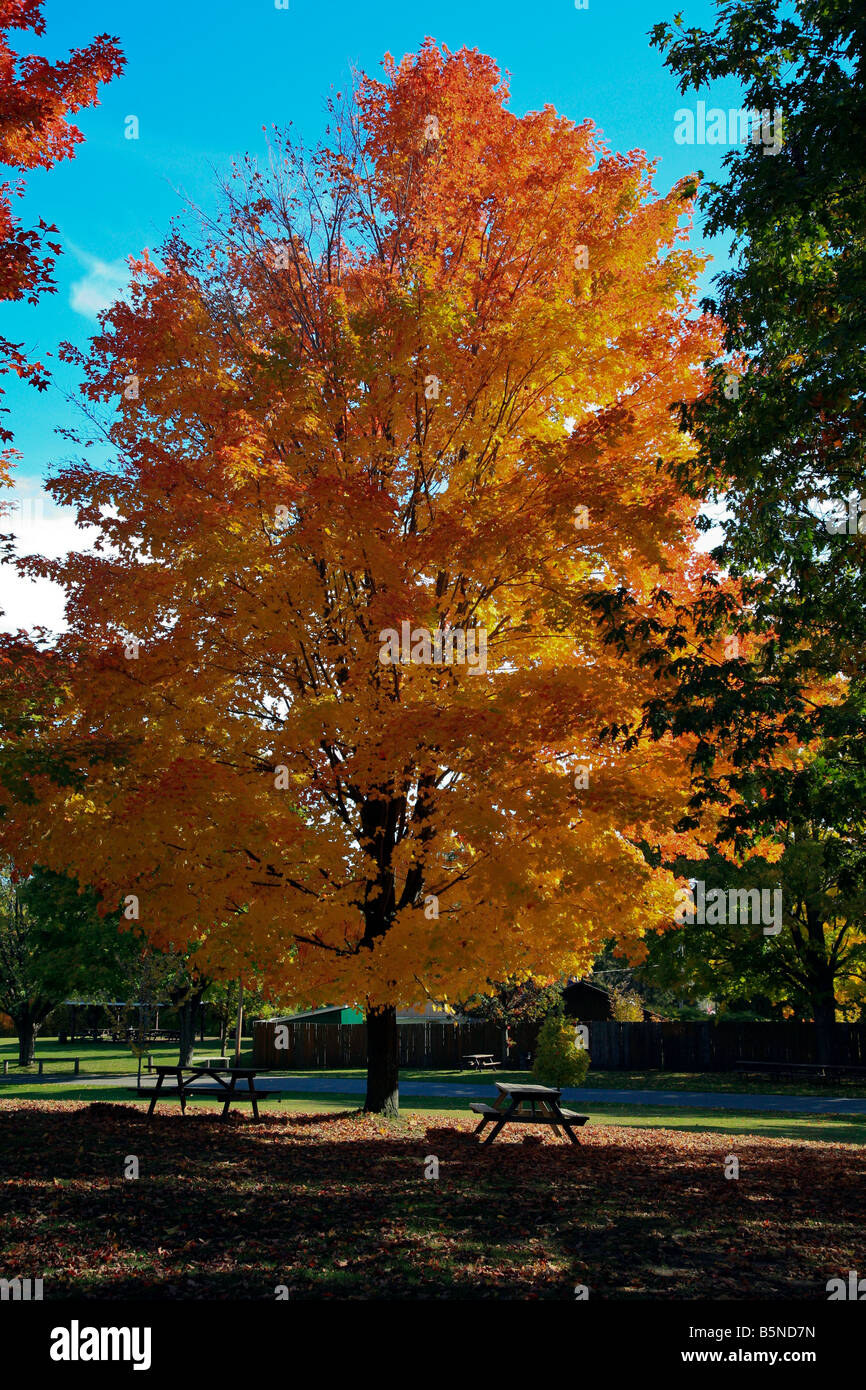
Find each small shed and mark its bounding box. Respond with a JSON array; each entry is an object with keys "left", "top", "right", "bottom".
[
  {"left": 264, "top": 1002, "right": 462, "bottom": 1027},
  {"left": 271, "top": 1006, "right": 365, "bottom": 1026},
  {"left": 562, "top": 979, "right": 615, "bottom": 1021}
]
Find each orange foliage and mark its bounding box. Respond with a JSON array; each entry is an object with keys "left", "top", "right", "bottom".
[{"left": 1, "top": 43, "right": 721, "bottom": 1011}]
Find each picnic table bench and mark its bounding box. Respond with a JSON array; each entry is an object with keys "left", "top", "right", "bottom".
[
  {"left": 470, "top": 1082, "right": 588, "bottom": 1146},
  {"left": 146, "top": 1066, "right": 264, "bottom": 1120},
  {"left": 145, "top": 1053, "right": 229, "bottom": 1074},
  {"left": 734, "top": 1060, "right": 866, "bottom": 1081},
  {"left": 0, "top": 1057, "right": 80, "bottom": 1078},
  {"left": 36, "top": 1057, "right": 81, "bottom": 1076},
  {"left": 463, "top": 1053, "right": 499, "bottom": 1070}
]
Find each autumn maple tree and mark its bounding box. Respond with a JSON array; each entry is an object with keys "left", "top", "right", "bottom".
[
  {"left": 0, "top": 0, "right": 123, "bottom": 460},
  {"left": 0, "top": 42, "right": 720, "bottom": 1112}
]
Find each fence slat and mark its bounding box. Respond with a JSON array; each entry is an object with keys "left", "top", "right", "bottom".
[
  {"left": 252, "top": 1018, "right": 866, "bottom": 1071},
  {"left": 585, "top": 1020, "right": 866, "bottom": 1070},
  {"left": 253, "top": 1019, "right": 516, "bottom": 1069}
]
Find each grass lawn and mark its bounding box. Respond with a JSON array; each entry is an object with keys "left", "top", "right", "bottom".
[
  {"left": 0, "top": 1036, "right": 255, "bottom": 1076},
  {"left": 291, "top": 1065, "right": 866, "bottom": 1099},
  {"left": 2, "top": 1039, "right": 865, "bottom": 1146},
  {"left": 583, "top": 1068, "right": 866, "bottom": 1098},
  {"left": 0, "top": 1082, "right": 862, "bottom": 1144},
  {"left": 6, "top": 1040, "right": 866, "bottom": 1098},
  {"left": 0, "top": 1098, "right": 862, "bottom": 1299}
]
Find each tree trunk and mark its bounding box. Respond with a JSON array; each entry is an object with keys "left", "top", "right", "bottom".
[
  {"left": 17, "top": 1013, "right": 37, "bottom": 1067},
  {"left": 233, "top": 981, "right": 244, "bottom": 1067},
  {"left": 177, "top": 989, "right": 205, "bottom": 1067},
  {"left": 803, "top": 924, "right": 837, "bottom": 1065},
  {"left": 813, "top": 996, "right": 837, "bottom": 1065},
  {"left": 364, "top": 1005, "right": 399, "bottom": 1116}
]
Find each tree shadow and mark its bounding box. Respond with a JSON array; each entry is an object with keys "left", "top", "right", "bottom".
[{"left": 1, "top": 1102, "right": 862, "bottom": 1301}]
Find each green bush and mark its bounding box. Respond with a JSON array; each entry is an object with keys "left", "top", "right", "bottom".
[{"left": 532, "top": 1015, "right": 591, "bottom": 1088}]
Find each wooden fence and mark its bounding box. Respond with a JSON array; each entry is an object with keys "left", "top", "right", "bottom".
[
  {"left": 583, "top": 1020, "right": 866, "bottom": 1070},
  {"left": 254, "top": 1017, "right": 866, "bottom": 1071},
  {"left": 253, "top": 1019, "right": 537, "bottom": 1070}
]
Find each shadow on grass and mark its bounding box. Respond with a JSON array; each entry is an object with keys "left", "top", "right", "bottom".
[
  {"left": 1, "top": 1104, "right": 863, "bottom": 1300},
  {"left": 271, "top": 1107, "right": 360, "bottom": 1126}
]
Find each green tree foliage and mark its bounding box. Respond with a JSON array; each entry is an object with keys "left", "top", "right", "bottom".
[
  {"left": 651, "top": 0, "right": 866, "bottom": 567},
  {"left": 602, "top": 1, "right": 866, "bottom": 1053},
  {"left": 532, "top": 1014, "right": 591, "bottom": 1088},
  {"left": 460, "top": 978, "right": 566, "bottom": 1029},
  {"left": 0, "top": 865, "right": 131, "bottom": 1063}
]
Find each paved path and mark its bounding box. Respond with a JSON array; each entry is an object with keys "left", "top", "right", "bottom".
[
  {"left": 7, "top": 1070, "right": 866, "bottom": 1115},
  {"left": 235, "top": 1076, "right": 866, "bottom": 1115}
]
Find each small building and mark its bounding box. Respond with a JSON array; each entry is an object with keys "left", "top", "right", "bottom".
[
  {"left": 271, "top": 1006, "right": 364, "bottom": 1026},
  {"left": 261, "top": 1002, "right": 463, "bottom": 1028},
  {"left": 397, "top": 1002, "right": 466, "bottom": 1023},
  {"left": 562, "top": 979, "right": 615, "bottom": 1021},
  {"left": 252, "top": 1000, "right": 471, "bottom": 1068}
]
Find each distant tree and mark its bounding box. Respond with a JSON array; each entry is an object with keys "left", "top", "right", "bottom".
[
  {"left": 641, "top": 847, "right": 866, "bottom": 1025},
  {"left": 461, "top": 977, "right": 566, "bottom": 1065},
  {"left": 460, "top": 977, "right": 565, "bottom": 1029},
  {"left": 608, "top": 984, "right": 644, "bottom": 1021},
  {"left": 586, "top": 941, "right": 670, "bottom": 1018},
  {"left": 207, "top": 978, "right": 242, "bottom": 1057},
  {"left": 0, "top": 864, "right": 128, "bottom": 1064},
  {"left": 206, "top": 977, "right": 271, "bottom": 1055}
]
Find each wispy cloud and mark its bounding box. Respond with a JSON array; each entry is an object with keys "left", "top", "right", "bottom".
[
  {"left": 68, "top": 243, "right": 130, "bottom": 320},
  {"left": 0, "top": 487, "right": 101, "bottom": 635}
]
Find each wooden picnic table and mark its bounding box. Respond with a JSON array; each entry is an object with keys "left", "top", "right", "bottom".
[
  {"left": 146, "top": 1066, "right": 264, "bottom": 1121},
  {"left": 463, "top": 1053, "right": 498, "bottom": 1070},
  {"left": 734, "top": 1060, "right": 866, "bottom": 1081},
  {"left": 470, "top": 1082, "right": 588, "bottom": 1146}
]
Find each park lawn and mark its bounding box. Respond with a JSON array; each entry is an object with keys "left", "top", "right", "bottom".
[
  {"left": 0, "top": 1086, "right": 862, "bottom": 1144},
  {"left": 581, "top": 1068, "right": 866, "bottom": 1098},
  {"left": 6, "top": 1041, "right": 866, "bottom": 1099},
  {"left": 0, "top": 1037, "right": 253, "bottom": 1076},
  {"left": 279, "top": 1065, "right": 866, "bottom": 1099},
  {"left": 0, "top": 1098, "right": 862, "bottom": 1299}
]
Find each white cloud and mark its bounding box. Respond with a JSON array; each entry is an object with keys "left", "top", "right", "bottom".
[
  {"left": 0, "top": 569, "right": 69, "bottom": 634},
  {"left": 0, "top": 488, "right": 100, "bottom": 635},
  {"left": 68, "top": 244, "right": 130, "bottom": 320}
]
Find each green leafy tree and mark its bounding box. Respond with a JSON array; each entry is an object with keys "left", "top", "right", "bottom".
[
  {"left": 620, "top": 0, "right": 866, "bottom": 1057},
  {"left": 532, "top": 1013, "right": 591, "bottom": 1088},
  {"left": 206, "top": 978, "right": 301, "bottom": 1061},
  {"left": 461, "top": 976, "right": 567, "bottom": 1065},
  {"left": 0, "top": 864, "right": 130, "bottom": 1064},
  {"left": 650, "top": 0, "right": 866, "bottom": 591},
  {"left": 642, "top": 845, "right": 866, "bottom": 1023},
  {"left": 460, "top": 978, "right": 566, "bottom": 1029}
]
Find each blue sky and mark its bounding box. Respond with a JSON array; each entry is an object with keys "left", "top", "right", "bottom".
[{"left": 3, "top": 0, "right": 748, "bottom": 627}]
